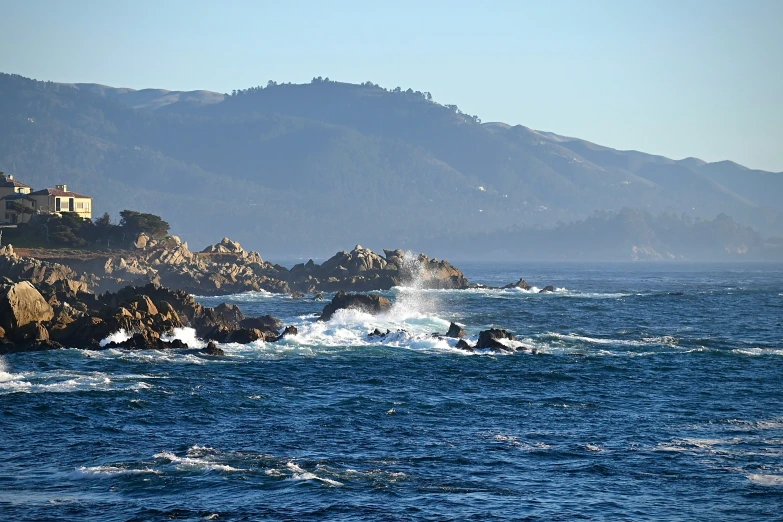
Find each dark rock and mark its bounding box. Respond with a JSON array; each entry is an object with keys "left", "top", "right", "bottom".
[
  {"left": 290, "top": 291, "right": 305, "bottom": 299},
  {"left": 538, "top": 285, "right": 555, "bottom": 293},
  {"left": 227, "top": 328, "right": 264, "bottom": 344},
  {"left": 313, "top": 293, "right": 324, "bottom": 301},
  {"left": 319, "top": 290, "right": 392, "bottom": 321},
  {"left": 202, "top": 341, "right": 224, "bottom": 356},
  {"left": 11, "top": 321, "right": 49, "bottom": 343},
  {"left": 446, "top": 322, "right": 467, "bottom": 338},
  {"left": 503, "top": 278, "right": 532, "bottom": 290},
  {"left": 475, "top": 329, "right": 517, "bottom": 352},
  {"left": 275, "top": 326, "right": 298, "bottom": 341},
  {"left": 240, "top": 315, "right": 283, "bottom": 332},
  {"left": 455, "top": 339, "right": 474, "bottom": 351}
]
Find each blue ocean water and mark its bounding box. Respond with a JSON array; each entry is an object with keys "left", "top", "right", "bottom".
[{"left": 1, "top": 262, "right": 782, "bottom": 521}]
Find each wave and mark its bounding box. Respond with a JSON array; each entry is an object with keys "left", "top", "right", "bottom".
[
  {"left": 153, "top": 449, "right": 246, "bottom": 473},
  {"left": 72, "top": 465, "right": 160, "bottom": 478},
  {"left": 747, "top": 474, "right": 783, "bottom": 486},
  {"left": 0, "top": 365, "right": 156, "bottom": 395}
]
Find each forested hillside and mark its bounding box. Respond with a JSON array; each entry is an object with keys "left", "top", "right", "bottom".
[{"left": 1, "top": 73, "right": 780, "bottom": 259}]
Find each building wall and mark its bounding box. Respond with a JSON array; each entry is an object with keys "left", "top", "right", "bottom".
[
  {"left": 31, "top": 195, "right": 92, "bottom": 220},
  {"left": 0, "top": 198, "right": 36, "bottom": 224},
  {"left": 0, "top": 186, "right": 32, "bottom": 199}
]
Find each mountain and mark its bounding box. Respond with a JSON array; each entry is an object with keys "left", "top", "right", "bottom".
[{"left": 0, "top": 73, "right": 780, "bottom": 259}]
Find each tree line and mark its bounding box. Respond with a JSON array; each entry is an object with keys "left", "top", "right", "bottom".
[{"left": 2, "top": 210, "right": 170, "bottom": 249}]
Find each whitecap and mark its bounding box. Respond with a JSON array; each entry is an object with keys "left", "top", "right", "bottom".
[
  {"left": 72, "top": 465, "right": 160, "bottom": 478},
  {"left": 747, "top": 474, "right": 783, "bottom": 486},
  {"left": 153, "top": 450, "right": 245, "bottom": 472},
  {"left": 161, "top": 327, "right": 206, "bottom": 349},
  {"left": 285, "top": 462, "right": 343, "bottom": 486},
  {"left": 100, "top": 329, "right": 131, "bottom": 347}
]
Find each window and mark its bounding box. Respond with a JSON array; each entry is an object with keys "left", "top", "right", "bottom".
[
  {"left": 68, "top": 198, "right": 74, "bottom": 212},
  {"left": 5, "top": 201, "right": 12, "bottom": 209},
  {"left": 55, "top": 198, "right": 61, "bottom": 212},
  {"left": 76, "top": 201, "right": 84, "bottom": 209}
]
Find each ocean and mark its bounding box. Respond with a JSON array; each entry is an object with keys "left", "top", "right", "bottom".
[{"left": 1, "top": 262, "right": 782, "bottom": 521}]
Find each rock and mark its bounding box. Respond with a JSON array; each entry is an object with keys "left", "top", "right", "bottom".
[
  {"left": 313, "top": 293, "right": 324, "bottom": 301},
  {"left": 53, "top": 316, "right": 110, "bottom": 348},
  {"left": 202, "top": 341, "right": 224, "bottom": 356},
  {"left": 133, "top": 233, "right": 149, "bottom": 250},
  {"left": 11, "top": 322, "right": 50, "bottom": 343},
  {"left": 455, "top": 339, "right": 474, "bottom": 351},
  {"left": 194, "top": 303, "right": 245, "bottom": 336},
  {"left": 0, "top": 281, "right": 55, "bottom": 332},
  {"left": 539, "top": 285, "right": 555, "bottom": 294},
  {"left": 290, "top": 291, "right": 305, "bottom": 299},
  {"left": 125, "top": 295, "right": 159, "bottom": 316},
  {"left": 319, "top": 290, "right": 392, "bottom": 321},
  {"left": 201, "top": 237, "right": 245, "bottom": 254},
  {"left": 503, "top": 278, "right": 531, "bottom": 290},
  {"left": 0, "top": 325, "right": 4, "bottom": 339},
  {"left": 475, "top": 329, "right": 517, "bottom": 352},
  {"left": 239, "top": 315, "right": 283, "bottom": 332},
  {"left": 274, "top": 326, "right": 298, "bottom": 341},
  {"left": 156, "top": 300, "right": 181, "bottom": 324},
  {"left": 446, "top": 322, "right": 467, "bottom": 338},
  {"left": 228, "top": 328, "right": 264, "bottom": 344}
]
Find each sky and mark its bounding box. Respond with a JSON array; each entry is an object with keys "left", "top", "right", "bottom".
[{"left": 2, "top": 0, "right": 782, "bottom": 172}]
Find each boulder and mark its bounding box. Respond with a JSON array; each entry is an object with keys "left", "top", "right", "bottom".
[
  {"left": 274, "top": 326, "right": 298, "bottom": 341},
  {"left": 11, "top": 321, "right": 50, "bottom": 343},
  {"left": 125, "top": 295, "right": 159, "bottom": 317},
  {"left": 202, "top": 341, "right": 224, "bottom": 356},
  {"left": 239, "top": 315, "right": 283, "bottom": 333},
  {"left": 539, "top": 285, "right": 555, "bottom": 294},
  {"left": 455, "top": 339, "right": 474, "bottom": 351},
  {"left": 475, "top": 329, "right": 517, "bottom": 352},
  {"left": 503, "top": 278, "right": 531, "bottom": 290},
  {"left": 319, "top": 291, "right": 392, "bottom": 321},
  {"left": 133, "top": 233, "right": 150, "bottom": 250},
  {"left": 446, "top": 322, "right": 467, "bottom": 339},
  {"left": 0, "top": 281, "right": 54, "bottom": 332},
  {"left": 201, "top": 237, "right": 245, "bottom": 254}
]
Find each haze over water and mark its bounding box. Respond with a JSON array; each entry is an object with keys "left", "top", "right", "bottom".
[{"left": 1, "top": 261, "right": 782, "bottom": 520}]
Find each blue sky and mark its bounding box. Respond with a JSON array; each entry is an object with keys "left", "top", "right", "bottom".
[{"left": 2, "top": 0, "right": 782, "bottom": 171}]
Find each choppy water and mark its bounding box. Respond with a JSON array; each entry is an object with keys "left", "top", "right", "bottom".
[{"left": 1, "top": 262, "right": 782, "bottom": 520}]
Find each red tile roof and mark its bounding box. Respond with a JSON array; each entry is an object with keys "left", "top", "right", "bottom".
[
  {"left": 30, "top": 188, "right": 92, "bottom": 198},
  {"left": 0, "top": 178, "right": 31, "bottom": 188}
]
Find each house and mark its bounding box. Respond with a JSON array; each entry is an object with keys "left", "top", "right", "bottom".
[
  {"left": 0, "top": 173, "right": 93, "bottom": 224},
  {"left": 0, "top": 173, "right": 32, "bottom": 198}
]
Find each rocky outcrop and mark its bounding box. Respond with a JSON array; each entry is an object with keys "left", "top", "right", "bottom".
[
  {"left": 0, "top": 275, "right": 306, "bottom": 354},
  {"left": 6, "top": 240, "right": 468, "bottom": 296},
  {"left": 446, "top": 322, "right": 467, "bottom": 339},
  {"left": 202, "top": 237, "right": 245, "bottom": 254},
  {"left": 319, "top": 290, "right": 392, "bottom": 321},
  {"left": 0, "top": 281, "right": 54, "bottom": 334},
  {"left": 475, "top": 329, "right": 518, "bottom": 353},
  {"left": 503, "top": 278, "right": 531, "bottom": 290},
  {"left": 289, "top": 245, "right": 468, "bottom": 293},
  {"left": 538, "top": 285, "right": 555, "bottom": 294}
]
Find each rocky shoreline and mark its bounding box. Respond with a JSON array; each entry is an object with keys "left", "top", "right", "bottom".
[
  {"left": 8, "top": 239, "right": 467, "bottom": 296},
  {"left": 0, "top": 239, "right": 557, "bottom": 355}
]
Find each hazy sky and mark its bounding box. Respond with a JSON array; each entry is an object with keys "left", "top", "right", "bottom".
[{"left": 3, "top": 0, "right": 782, "bottom": 172}]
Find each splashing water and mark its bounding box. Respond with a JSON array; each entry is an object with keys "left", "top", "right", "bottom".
[{"left": 390, "top": 251, "right": 441, "bottom": 322}]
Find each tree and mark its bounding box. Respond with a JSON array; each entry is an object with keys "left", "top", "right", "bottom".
[
  {"left": 119, "top": 210, "right": 170, "bottom": 238},
  {"left": 94, "top": 212, "right": 111, "bottom": 227}
]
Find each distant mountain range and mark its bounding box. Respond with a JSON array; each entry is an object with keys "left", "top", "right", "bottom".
[{"left": 0, "top": 73, "right": 780, "bottom": 260}]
